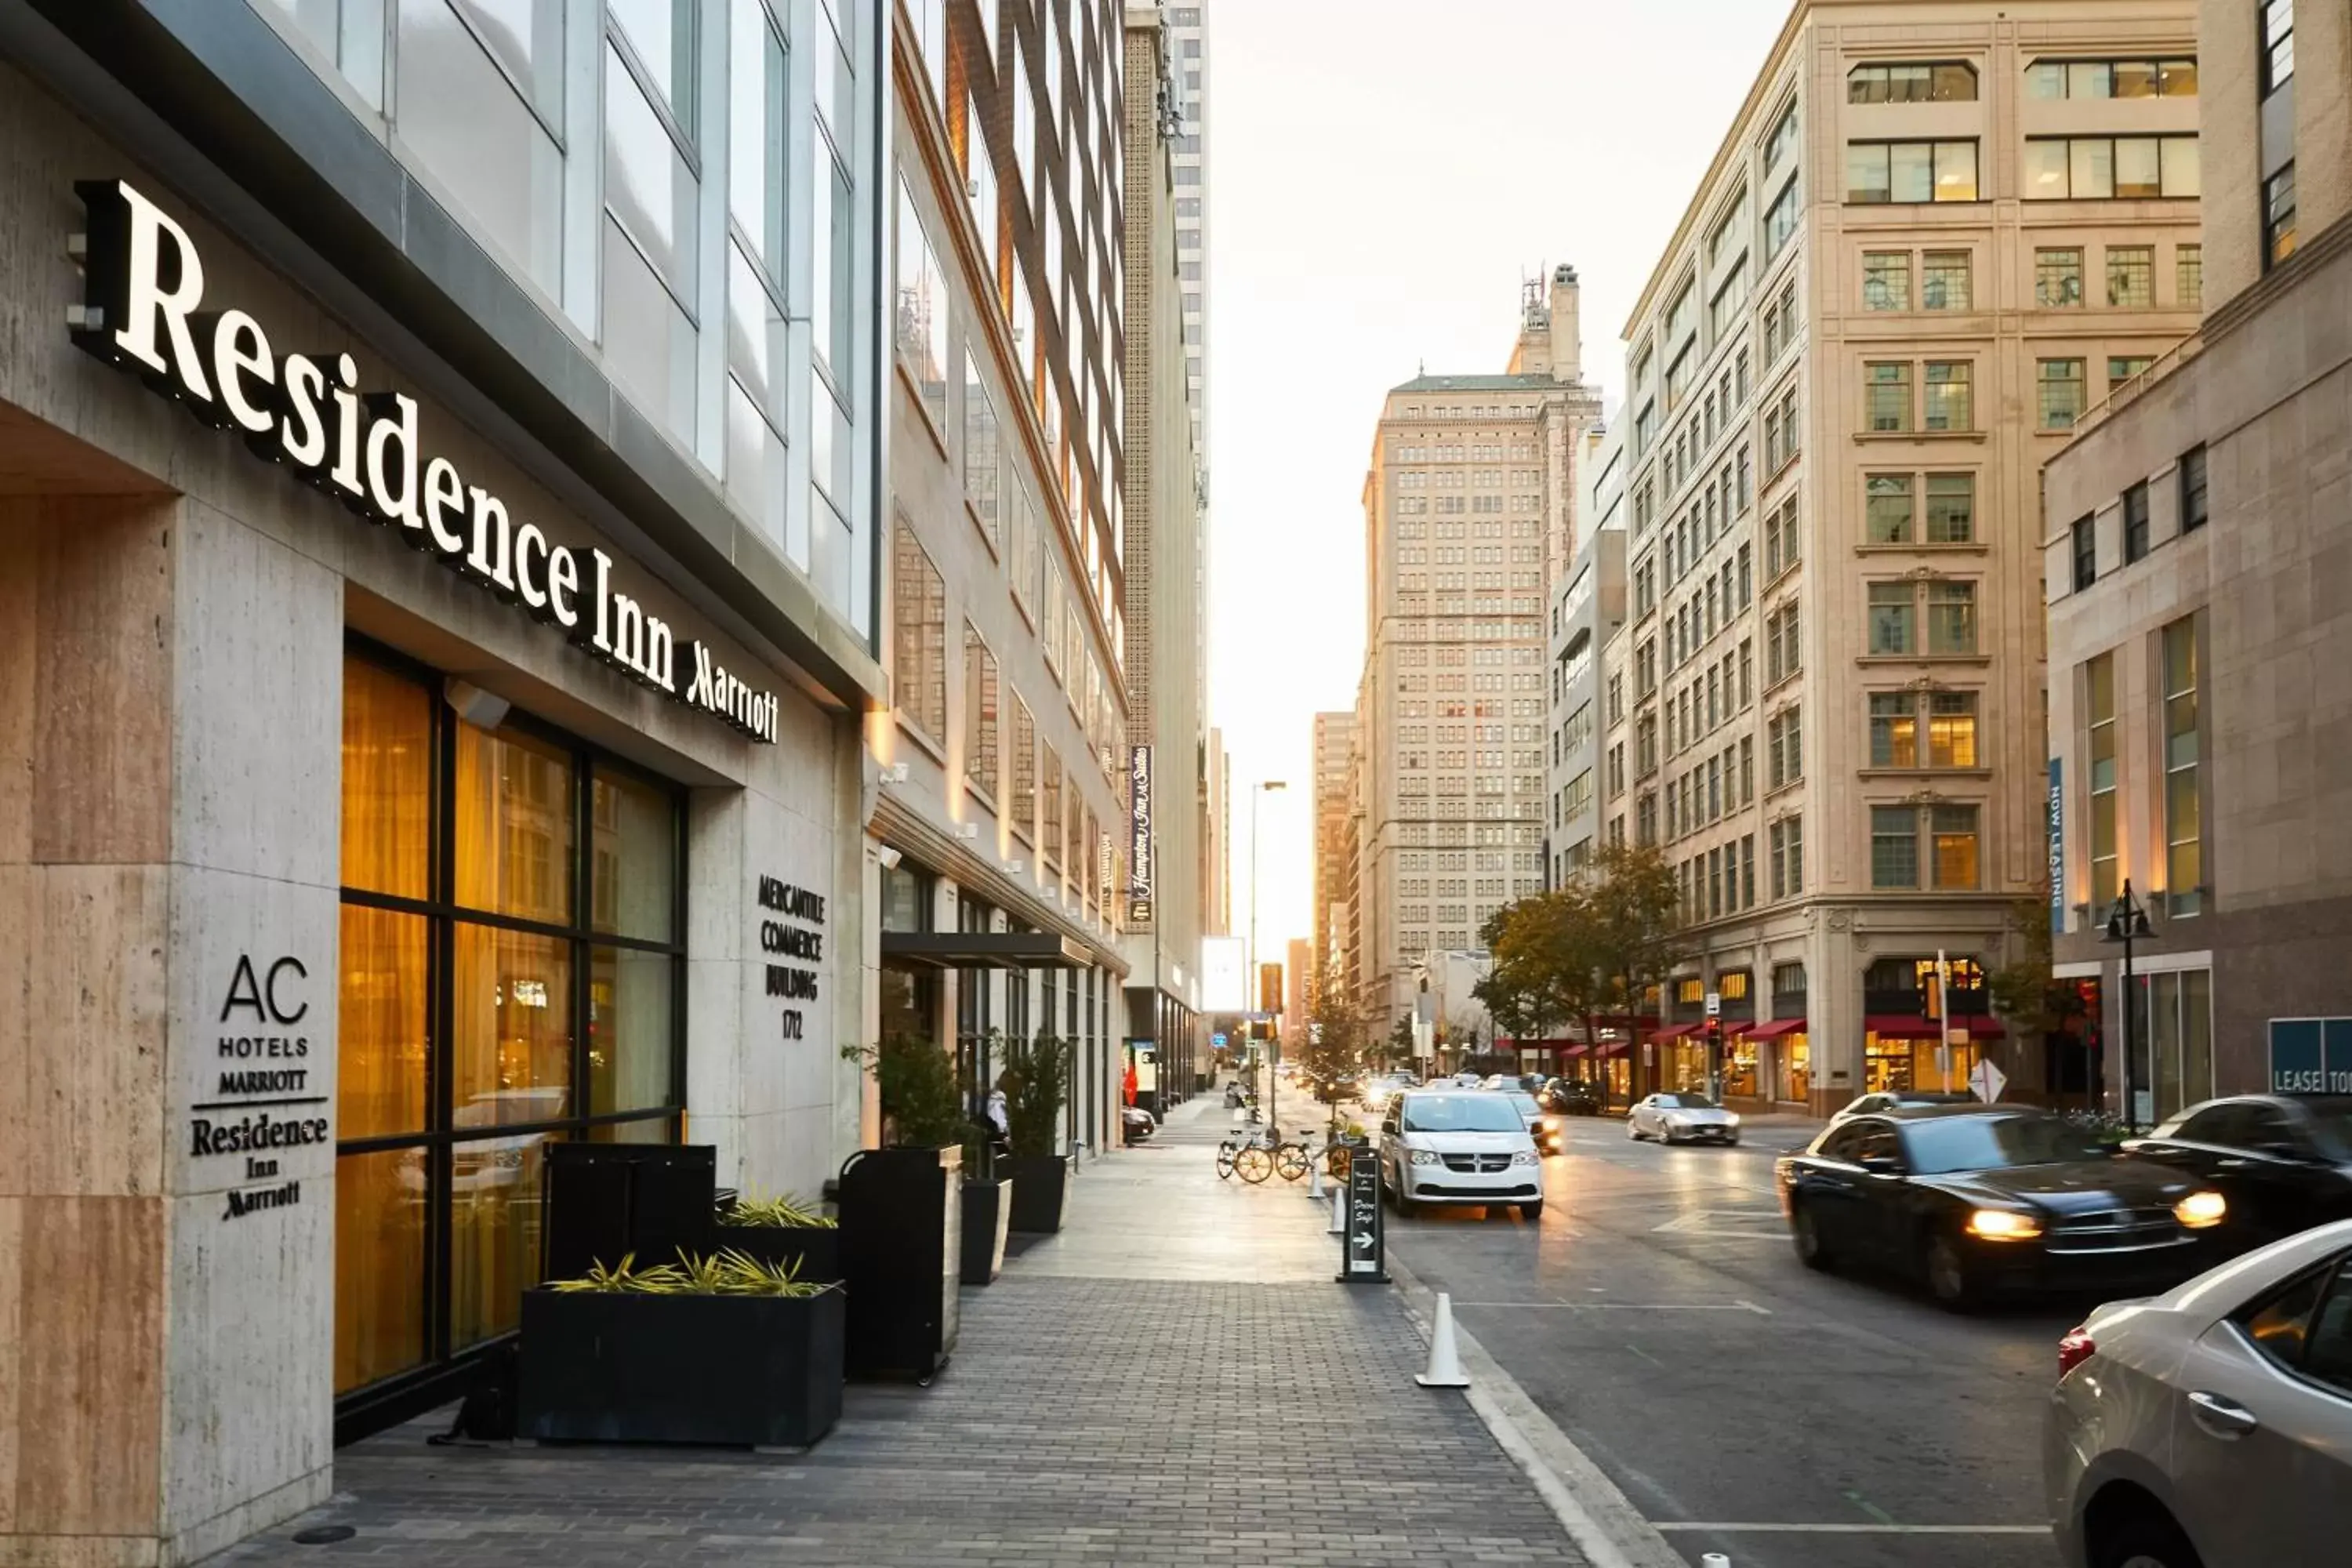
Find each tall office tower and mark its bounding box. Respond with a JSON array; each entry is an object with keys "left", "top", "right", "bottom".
[
  {"left": 1354, "top": 270, "right": 1605, "bottom": 1034},
  {"left": 1120, "top": 0, "right": 1212, "bottom": 1095},
  {"left": 1162, "top": 2, "right": 1210, "bottom": 473},
  {"left": 1598, "top": 0, "right": 2199, "bottom": 1112},
  {"left": 889, "top": 0, "right": 1138, "bottom": 1156},
  {"left": 1312, "top": 711, "right": 1358, "bottom": 995}
]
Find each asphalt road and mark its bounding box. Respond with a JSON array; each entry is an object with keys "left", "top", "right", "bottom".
[{"left": 1381, "top": 1111, "right": 2078, "bottom": 1568}]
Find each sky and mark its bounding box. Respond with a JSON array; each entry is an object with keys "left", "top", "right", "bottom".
[{"left": 1203, "top": 0, "right": 1795, "bottom": 973}]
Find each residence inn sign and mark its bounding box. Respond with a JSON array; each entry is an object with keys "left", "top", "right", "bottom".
[{"left": 69, "top": 177, "right": 782, "bottom": 743}]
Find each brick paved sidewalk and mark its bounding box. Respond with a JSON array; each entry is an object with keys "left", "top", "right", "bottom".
[{"left": 212, "top": 1089, "right": 1583, "bottom": 1567}]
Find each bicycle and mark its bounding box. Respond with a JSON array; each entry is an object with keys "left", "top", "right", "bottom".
[{"left": 1214, "top": 1126, "right": 1298, "bottom": 1185}]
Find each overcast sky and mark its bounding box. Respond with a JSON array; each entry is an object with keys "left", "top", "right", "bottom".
[{"left": 1201, "top": 0, "right": 1795, "bottom": 980}]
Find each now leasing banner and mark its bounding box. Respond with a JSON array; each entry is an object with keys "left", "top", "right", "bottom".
[{"left": 69, "top": 178, "right": 779, "bottom": 743}]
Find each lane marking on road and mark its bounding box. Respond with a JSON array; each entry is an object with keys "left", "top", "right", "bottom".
[
  {"left": 1653, "top": 1523, "right": 2049, "bottom": 1536},
  {"left": 1842, "top": 1487, "right": 1896, "bottom": 1526},
  {"left": 1452, "top": 1301, "right": 1773, "bottom": 1316}
]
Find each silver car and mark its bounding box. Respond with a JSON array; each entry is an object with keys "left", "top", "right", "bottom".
[
  {"left": 2044, "top": 1217, "right": 2352, "bottom": 1568},
  {"left": 1627, "top": 1091, "right": 1741, "bottom": 1145}
]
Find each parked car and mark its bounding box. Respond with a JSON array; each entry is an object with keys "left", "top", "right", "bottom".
[
  {"left": 2123, "top": 1095, "right": 2352, "bottom": 1250},
  {"left": 1627, "top": 1092, "right": 1741, "bottom": 1145},
  {"left": 1829, "top": 1089, "right": 1979, "bottom": 1126},
  {"left": 1540, "top": 1077, "right": 1604, "bottom": 1116},
  {"left": 1379, "top": 1090, "right": 1543, "bottom": 1219},
  {"left": 2044, "top": 1218, "right": 2352, "bottom": 1568},
  {"left": 1777, "top": 1105, "right": 2230, "bottom": 1308},
  {"left": 1120, "top": 1105, "right": 1155, "bottom": 1145},
  {"left": 1481, "top": 1073, "right": 1545, "bottom": 1095},
  {"left": 1504, "top": 1091, "right": 1563, "bottom": 1154}
]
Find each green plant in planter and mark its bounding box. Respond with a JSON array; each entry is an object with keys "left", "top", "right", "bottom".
[
  {"left": 546, "top": 1249, "right": 828, "bottom": 1298},
  {"left": 723, "top": 1192, "right": 838, "bottom": 1229},
  {"left": 842, "top": 1033, "right": 973, "bottom": 1160},
  {"left": 1000, "top": 1034, "right": 1073, "bottom": 1158}
]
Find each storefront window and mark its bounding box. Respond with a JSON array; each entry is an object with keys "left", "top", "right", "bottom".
[
  {"left": 1724, "top": 1038, "right": 1759, "bottom": 1098},
  {"left": 335, "top": 647, "right": 684, "bottom": 1399},
  {"left": 1779, "top": 1034, "right": 1810, "bottom": 1102}
]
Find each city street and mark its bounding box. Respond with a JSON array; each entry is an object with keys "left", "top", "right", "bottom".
[{"left": 1382, "top": 1110, "right": 2072, "bottom": 1568}]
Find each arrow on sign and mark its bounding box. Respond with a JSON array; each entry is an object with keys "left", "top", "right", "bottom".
[{"left": 1353, "top": 1232, "right": 1375, "bottom": 1247}]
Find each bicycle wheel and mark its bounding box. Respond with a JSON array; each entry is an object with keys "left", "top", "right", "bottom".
[
  {"left": 1325, "top": 1144, "right": 1352, "bottom": 1178},
  {"left": 1275, "top": 1144, "right": 1310, "bottom": 1182},
  {"left": 1234, "top": 1145, "right": 1274, "bottom": 1184},
  {"left": 1214, "top": 1143, "right": 1237, "bottom": 1180}
]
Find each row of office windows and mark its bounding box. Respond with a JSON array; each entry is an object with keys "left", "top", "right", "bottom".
[
  {"left": 2083, "top": 615, "right": 2204, "bottom": 918},
  {"left": 1841, "top": 137, "right": 2201, "bottom": 205},
  {"left": 1858, "top": 244, "right": 2200, "bottom": 314},
  {"left": 1842, "top": 57, "right": 2199, "bottom": 103}
]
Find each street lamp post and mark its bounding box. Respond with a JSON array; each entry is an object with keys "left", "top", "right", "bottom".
[
  {"left": 2099, "top": 880, "right": 2158, "bottom": 1134},
  {"left": 1249, "top": 780, "right": 1287, "bottom": 1121}
]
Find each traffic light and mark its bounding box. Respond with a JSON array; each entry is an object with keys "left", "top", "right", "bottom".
[{"left": 1258, "top": 962, "right": 1283, "bottom": 1014}]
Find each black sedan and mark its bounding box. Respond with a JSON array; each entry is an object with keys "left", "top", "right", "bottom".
[
  {"left": 1774, "top": 1105, "right": 2230, "bottom": 1309},
  {"left": 1539, "top": 1077, "right": 1604, "bottom": 1116},
  {"left": 2122, "top": 1094, "right": 2352, "bottom": 1248}
]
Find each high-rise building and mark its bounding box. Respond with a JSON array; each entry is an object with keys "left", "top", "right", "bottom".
[
  {"left": 1352, "top": 270, "right": 1605, "bottom": 1033},
  {"left": 2042, "top": 0, "right": 2332, "bottom": 1122},
  {"left": 1163, "top": 2, "right": 1210, "bottom": 471},
  {"left": 1206, "top": 724, "right": 1232, "bottom": 935},
  {"left": 883, "top": 0, "right": 1136, "bottom": 1153},
  {"left": 1545, "top": 426, "right": 1628, "bottom": 888},
  {"left": 1120, "top": 0, "right": 1212, "bottom": 1098},
  {"left": 1599, "top": 0, "right": 2200, "bottom": 1112},
  {"left": 1312, "top": 711, "right": 1358, "bottom": 995}
]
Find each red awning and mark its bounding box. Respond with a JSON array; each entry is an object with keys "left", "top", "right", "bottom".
[
  {"left": 1559, "top": 1044, "right": 1590, "bottom": 1058},
  {"left": 1594, "top": 1042, "right": 1630, "bottom": 1058},
  {"left": 1650, "top": 1023, "right": 1697, "bottom": 1043},
  {"left": 1865, "top": 1014, "right": 2006, "bottom": 1041},
  {"left": 1742, "top": 1018, "right": 1807, "bottom": 1040}
]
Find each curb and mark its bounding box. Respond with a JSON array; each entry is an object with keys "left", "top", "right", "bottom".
[{"left": 1383, "top": 1251, "right": 1690, "bottom": 1568}]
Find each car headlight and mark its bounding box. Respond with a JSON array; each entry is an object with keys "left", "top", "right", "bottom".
[
  {"left": 1511, "top": 1150, "right": 1541, "bottom": 1166},
  {"left": 1726, "top": 1113, "right": 1742, "bottom": 1127},
  {"left": 1965, "top": 1207, "right": 2044, "bottom": 1242},
  {"left": 2174, "top": 1190, "right": 2227, "bottom": 1229},
  {"left": 1409, "top": 1149, "right": 1443, "bottom": 1166}
]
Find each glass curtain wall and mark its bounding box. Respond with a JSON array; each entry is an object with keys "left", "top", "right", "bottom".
[{"left": 336, "top": 646, "right": 684, "bottom": 1399}]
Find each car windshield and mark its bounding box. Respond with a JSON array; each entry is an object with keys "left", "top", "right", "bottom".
[
  {"left": 1508, "top": 1093, "right": 1542, "bottom": 1116},
  {"left": 1657, "top": 1094, "right": 1719, "bottom": 1110},
  {"left": 1400, "top": 1094, "right": 1526, "bottom": 1134},
  {"left": 1900, "top": 1113, "right": 2110, "bottom": 1174}
]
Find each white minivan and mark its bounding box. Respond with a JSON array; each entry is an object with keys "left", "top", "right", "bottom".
[{"left": 1380, "top": 1090, "right": 1544, "bottom": 1219}]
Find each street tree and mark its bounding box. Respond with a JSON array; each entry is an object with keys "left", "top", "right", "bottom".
[
  {"left": 1581, "top": 842, "right": 1687, "bottom": 1096},
  {"left": 1297, "top": 963, "right": 1372, "bottom": 1122},
  {"left": 1474, "top": 890, "right": 1604, "bottom": 1044}
]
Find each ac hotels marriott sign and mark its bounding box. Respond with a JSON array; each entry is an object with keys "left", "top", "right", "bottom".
[{"left": 68, "top": 178, "right": 779, "bottom": 743}]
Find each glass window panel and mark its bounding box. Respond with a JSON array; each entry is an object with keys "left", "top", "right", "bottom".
[
  {"left": 1866, "top": 474, "right": 1915, "bottom": 543},
  {"left": 604, "top": 45, "right": 699, "bottom": 299},
  {"left": 450, "top": 0, "right": 564, "bottom": 118},
  {"left": 1922, "top": 251, "right": 1970, "bottom": 309},
  {"left": 1926, "top": 474, "right": 1975, "bottom": 542},
  {"left": 609, "top": 0, "right": 695, "bottom": 116},
  {"left": 1889, "top": 142, "right": 1934, "bottom": 203},
  {"left": 1929, "top": 691, "right": 1977, "bottom": 767},
  {"left": 1872, "top": 806, "right": 1919, "bottom": 887},
  {"left": 1928, "top": 580, "right": 1977, "bottom": 653},
  {"left": 2114, "top": 60, "right": 2158, "bottom": 98},
  {"left": 815, "top": 0, "right": 853, "bottom": 143},
  {"left": 965, "top": 351, "right": 1003, "bottom": 547},
  {"left": 338, "top": 905, "right": 430, "bottom": 1140},
  {"left": 1870, "top": 692, "right": 1917, "bottom": 767},
  {"left": 2182, "top": 971, "right": 2212, "bottom": 1098},
  {"left": 2116, "top": 139, "right": 2162, "bottom": 198},
  {"left": 396, "top": 0, "right": 564, "bottom": 295},
  {"left": 1868, "top": 583, "right": 1915, "bottom": 654},
  {"left": 2071, "top": 139, "right": 2114, "bottom": 199},
  {"left": 813, "top": 136, "right": 854, "bottom": 380},
  {"left": 1933, "top": 142, "right": 1978, "bottom": 201},
  {"left": 1866, "top": 362, "right": 1911, "bottom": 431},
  {"left": 2023, "top": 140, "right": 2069, "bottom": 200},
  {"left": 725, "top": 377, "right": 789, "bottom": 549},
  {"left": 590, "top": 1116, "right": 675, "bottom": 1143},
  {"left": 333, "top": 1147, "right": 429, "bottom": 1392},
  {"left": 2152, "top": 971, "right": 2183, "bottom": 1116},
  {"left": 2069, "top": 61, "right": 2113, "bottom": 98},
  {"left": 2039, "top": 358, "right": 2085, "bottom": 430},
  {"left": 2161, "top": 59, "right": 2199, "bottom": 97},
  {"left": 449, "top": 1124, "right": 550, "bottom": 1350},
  {"left": 2038, "top": 249, "right": 2084, "bottom": 307},
  {"left": 2027, "top": 62, "right": 2063, "bottom": 98},
  {"left": 727, "top": 241, "right": 784, "bottom": 418},
  {"left": 452, "top": 923, "right": 574, "bottom": 1123},
  {"left": 601, "top": 217, "right": 699, "bottom": 443},
  {"left": 342, "top": 658, "right": 434, "bottom": 898},
  {"left": 1863, "top": 252, "right": 1910, "bottom": 310},
  {"left": 590, "top": 765, "right": 677, "bottom": 942},
  {"left": 454, "top": 720, "right": 575, "bottom": 923},
  {"left": 589, "top": 946, "right": 675, "bottom": 1114},
  {"left": 1925, "top": 361, "right": 1971, "bottom": 430},
  {"left": 1847, "top": 143, "right": 1891, "bottom": 204},
  {"left": 1932, "top": 805, "right": 1980, "bottom": 887},
  {"left": 2162, "top": 136, "right": 2201, "bottom": 198},
  {"left": 728, "top": 0, "right": 788, "bottom": 271}
]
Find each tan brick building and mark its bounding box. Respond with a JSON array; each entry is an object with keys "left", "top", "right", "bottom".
[
  {"left": 1352, "top": 271, "right": 1606, "bottom": 1034},
  {"left": 1598, "top": 0, "right": 2200, "bottom": 1111},
  {"left": 2044, "top": 0, "right": 2352, "bottom": 1122},
  {"left": 1312, "top": 711, "right": 1358, "bottom": 997}
]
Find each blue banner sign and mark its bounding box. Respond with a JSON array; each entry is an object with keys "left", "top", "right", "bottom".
[
  {"left": 2267, "top": 1018, "right": 2352, "bottom": 1095},
  {"left": 2047, "top": 760, "right": 2063, "bottom": 935}
]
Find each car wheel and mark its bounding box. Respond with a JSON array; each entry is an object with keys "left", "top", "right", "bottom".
[
  {"left": 1924, "top": 1233, "right": 1979, "bottom": 1311},
  {"left": 2088, "top": 1501, "right": 2205, "bottom": 1568},
  {"left": 1519, "top": 1200, "right": 1544, "bottom": 1221},
  {"left": 1791, "top": 1202, "right": 1835, "bottom": 1270}
]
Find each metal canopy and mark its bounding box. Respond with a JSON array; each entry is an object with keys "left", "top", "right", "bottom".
[{"left": 878, "top": 931, "right": 1092, "bottom": 971}]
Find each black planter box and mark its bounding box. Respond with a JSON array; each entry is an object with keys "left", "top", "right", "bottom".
[
  {"left": 1007, "top": 1153, "right": 1072, "bottom": 1234},
  {"left": 837, "top": 1145, "right": 961, "bottom": 1381},
  {"left": 517, "top": 1285, "right": 844, "bottom": 1448},
  {"left": 543, "top": 1143, "right": 718, "bottom": 1283},
  {"left": 960, "top": 1178, "right": 1011, "bottom": 1284},
  {"left": 711, "top": 1224, "right": 841, "bottom": 1284}
]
